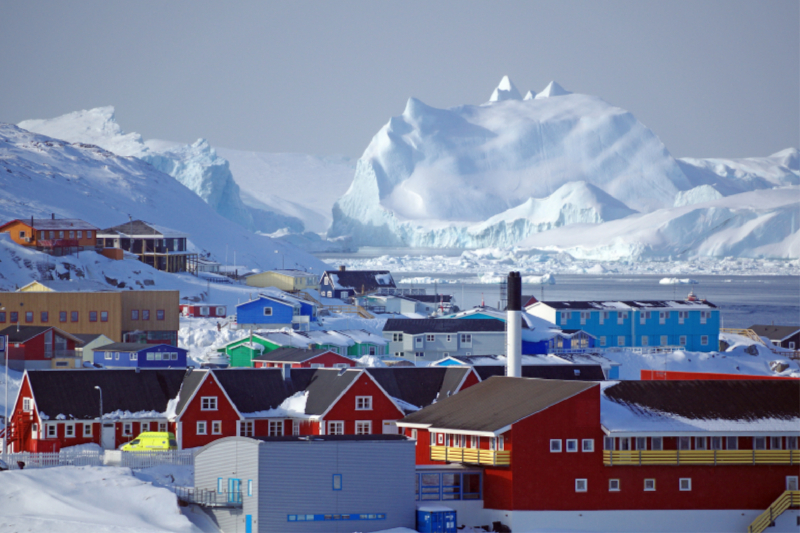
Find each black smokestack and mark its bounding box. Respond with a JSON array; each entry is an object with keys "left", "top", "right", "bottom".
[{"left": 508, "top": 271, "right": 521, "bottom": 311}]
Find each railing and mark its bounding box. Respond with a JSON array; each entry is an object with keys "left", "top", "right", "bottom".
[
  {"left": 430, "top": 446, "right": 510, "bottom": 466},
  {"left": 120, "top": 450, "right": 195, "bottom": 469},
  {"left": 604, "top": 449, "right": 798, "bottom": 466},
  {"left": 748, "top": 490, "right": 800, "bottom": 533},
  {"left": 173, "top": 487, "right": 243, "bottom": 508},
  {"left": 2, "top": 450, "right": 104, "bottom": 469},
  {"left": 605, "top": 346, "right": 683, "bottom": 355}
]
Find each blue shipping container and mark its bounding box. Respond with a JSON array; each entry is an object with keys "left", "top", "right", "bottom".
[{"left": 416, "top": 506, "right": 456, "bottom": 533}]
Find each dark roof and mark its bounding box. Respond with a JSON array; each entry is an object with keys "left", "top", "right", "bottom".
[
  {"left": 252, "top": 347, "right": 336, "bottom": 363},
  {"left": 99, "top": 220, "right": 186, "bottom": 238},
  {"left": 302, "top": 369, "right": 362, "bottom": 415},
  {"left": 95, "top": 343, "right": 170, "bottom": 353},
  {"left": 253, "top": 434, "right": 409, "bottom": 443},
  {"left": 538, "top": 300, "right": 717, "bottom": 310},
  {"left": 365, "top": 367, "right": 472, "bottom": 411},
  {"left": 382, "top": 319, "right": 506, "bottom": 334},
  {"left": 73, "top": 334, "right": 108, "bottom": 344},
  {"left": 473, "top": 365, "right": 606, "bottom": 382},
  {"left": 325, "top": 270, "right": 395, "bottom": 291},
  {"left": 175, "top": 369, "right": 209, "bottom": 415},
  {"left": 27, "top": 369, "right": 186, "bottom": 420},
  {"left": 1, "top": 218, "right": 98, "bottom": 231},
  {"left": 748, "top": 325, "right": 800, "bottom": 340},
  {"left": 0, "top": 326, "right": 83, "bottom": 345},
  {"left": 400, "top": 377, "right": 598, "bottom": 433},
  {"left": 403, "top": 294, "right": 453, "bottom": 303},
  {"left": 604, "top": 380, "right": 800, "bottom": 421}
]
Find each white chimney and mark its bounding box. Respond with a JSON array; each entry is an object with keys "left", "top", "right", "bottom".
[
  {"left": 506, "top": 271, "right": 522, "bottom": 378},
  {"left": 281, "top": 363, "right": 291, "bottom": 381}
]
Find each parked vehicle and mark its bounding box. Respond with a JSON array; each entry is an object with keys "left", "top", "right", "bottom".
[{"left": 120, "top": 432, "right": 177, "bottom": 452}]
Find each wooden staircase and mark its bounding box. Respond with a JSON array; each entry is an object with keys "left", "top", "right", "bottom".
[{"left": 748, "top": 490, "right": 800, "bottom": 533}]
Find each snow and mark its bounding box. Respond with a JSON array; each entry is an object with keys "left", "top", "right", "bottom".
[
  {"left": 242, "top": 390, "right": 309, "bottom": 418},
  {"left": 659, "top": 278, "right": 699, "bottom": 285},
  {"left": 673, "top": 185, "right": 724, "bottom": 207},
  {"left": 392, "top": 396, "right": 421, "bottom": 412},
  {"left": 535, "top": 81, "right": 573, "bottom": 98},
  {"left": 488, "top": 75, "right": 523, "bottom": 102},
  {"left": 0, "top": 465, "right": 209, "bottom": 533}
]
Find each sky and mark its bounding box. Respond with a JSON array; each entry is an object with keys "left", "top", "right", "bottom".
[{"left": 1, "top": 0, "right": 797, "bottom": 160}]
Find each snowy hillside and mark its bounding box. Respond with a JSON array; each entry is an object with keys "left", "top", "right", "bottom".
[
  {"left": 678, "top": 148, "right": 799, "bottom": 196},
  {"left": 330, "top": 77, "right": 693, "bottom": 247},
  {"left": 18, "top": 107, "right": 302, "bottom": 235},
  {"left": 0, "top": 123, "right": 328, "bottom": 273}
]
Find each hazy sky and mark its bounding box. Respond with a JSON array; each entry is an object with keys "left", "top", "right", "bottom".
[{"left": 1, "top": 0, "right": 797, "bottom": 159}]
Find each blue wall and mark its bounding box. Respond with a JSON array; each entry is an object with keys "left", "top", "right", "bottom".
[
  {"left": 95, "top": 344, "right": 188, "bottom": 368},
  {"left": 237, "top": 297, "right": 295, "bottom": 325}
]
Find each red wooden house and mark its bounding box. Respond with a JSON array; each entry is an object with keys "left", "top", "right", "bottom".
[
  {"left": 5, "top": 369, "right": 184, "bottom": 453},
  {"left": 397, "top": 377, "right": 800, "bottom": 533},
  {"left": 179, "top": 304, "right": 227, "bottom": 318},
  {"left": 1, "top": 326, "right": 84, "bottom": 371},
  {"left": 252, "top": 347, "right": 357, "bottom": 369},
  {"left": 0, "top": 216, "right": 98, "bottom": 255}
]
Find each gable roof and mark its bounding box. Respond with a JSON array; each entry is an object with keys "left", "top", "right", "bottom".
[
  {"left": 0, "top": 218, "right": 98, "bottom": 231},
  {"left": 17, "top": 280, "right": 117, "bottom": 292},
  {"left": 252, "top": 347, "right": 341, "bottom": 363},
  {"left": 98, "top": 220, "right": 188, "bottom": 239},
  {"left": 0, "top": 326, "right": 83, "bottom": 345},
  {"left": 365, "top": 367, "right": 473, "bottom": 412},
  {"left": 398, "top": 377, "right": 598, "bottom": 435},
  {"left": 26, "top": 369, "right": 186, "bottom": 420},
  {"left": 324, "top": 270, "right": 395, "bottom": 292},
  {"left": 383, "top": 318, "right": 506, "bottom": 334},
  {"left": 95, "top": 342, "right": 184, "bottom": 353},
  {"left": 473, "top": 364, "right": 606, "bottom": 382},
  {"left": 533, "top": 300, "right": 717, "bottom": 311},
  {"left": 301, "top": 369, "right": 363, "bottom": 416},
  {"left": 748, "top": 325, "right": 800, "bottom": 341},
  {"left": 403, "top": 294, "right": 453, "bottom": 304}
]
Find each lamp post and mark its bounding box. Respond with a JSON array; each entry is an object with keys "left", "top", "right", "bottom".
[
  {"left": 94, "top": 386, "right": 103, "bottom": 424},
  {"left": 2, "top": 326, "right": 7, "bottom": 458}
]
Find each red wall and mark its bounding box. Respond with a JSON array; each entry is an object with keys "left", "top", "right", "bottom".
[
  {"left": 322, "top": 373, "right": 404, "bottom": 434},
  {"left": 461, "top": 369, "right": 480, "bottom": 389},
  {"left": 8, "top": 331, "right": 76, "bottom": 364},
  {"left": 257, "top": 352, "right": 356, "bottom": 369},
  {"left": 178, "top": 373, "right": 241, "bottom": 448},
  {"left": 641, "top": 369, "right": 800, "bottom": 381}
]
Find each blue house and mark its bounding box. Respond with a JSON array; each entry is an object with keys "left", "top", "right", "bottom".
[
  {"left": 94, "top": 343, "right": 188, "bottom": 369},
  {"left": 235, "top": 293, "right": 317, "bottom": 330},
  {"left": 526, "top": 299, "right": 720, "bottom": 352}
]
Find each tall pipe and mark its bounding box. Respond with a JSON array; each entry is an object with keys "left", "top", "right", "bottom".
[{"left": 506, "top": 271, "right": 522, "bottom": 378}]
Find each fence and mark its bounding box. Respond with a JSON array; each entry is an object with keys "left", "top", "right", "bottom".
[
  {"left": 173, "top": 486, "right": 243, "bottom": 508},
  {"left": 1, "top": 449, "right": 193, "bottom": 470}
]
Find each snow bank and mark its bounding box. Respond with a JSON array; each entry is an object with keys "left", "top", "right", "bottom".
[{"left": 659, "top": 278, "right": 699, "bottom": 285}]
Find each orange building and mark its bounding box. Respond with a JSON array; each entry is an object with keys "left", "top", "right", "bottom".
[{"left": 0, "top": 216, "right": 99, "bottom": 255}]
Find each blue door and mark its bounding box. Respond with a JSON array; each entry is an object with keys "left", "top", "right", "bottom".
[
  {"left": 228, "top": 479, "right": 241, "bottom": 504},
  {"left": 245, "top": 514, "right": 252, "bottom": 533}
]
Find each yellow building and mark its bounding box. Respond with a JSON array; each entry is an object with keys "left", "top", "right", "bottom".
[{"left": 245, "top": 269, "right": 318, "bottom": 292}]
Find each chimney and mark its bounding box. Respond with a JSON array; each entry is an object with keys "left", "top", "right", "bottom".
[
  {"left": 338, "top": 265, "right": 346, "bottom": 271},
  {"left": 51, "top": 213, "right": 55, "bottom": 220},
  {"left": 281, "top": 363, "right": 291, "bottom": 381},
  {"left": 506, "top": 271, "right": 522, "bottom": 378}
]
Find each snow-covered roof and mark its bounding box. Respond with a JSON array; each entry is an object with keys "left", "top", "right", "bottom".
[
  {"left": 533, "top": 299, "right": 717, "bottom": 311},
  {"left": 2, "top": 218, "right": 99, "bottom": 231},
  {"left": 338, "top": 329, "right": 389, "bottom": 346},
  {"left": 98, "top": 220, "right": 188, "bottom": 239},
  {"left": 18, "top": 279, "right": 117, "bottom": 292}
]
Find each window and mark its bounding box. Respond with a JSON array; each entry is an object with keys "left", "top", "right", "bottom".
[
  {"left": 0, "top": 312, "right": 5, "bottom": 322},
  {"left": 269, "top": 420, "right": 283, "bottom": 436},
  {"left": 660, "top": 335, "right": 668, "bottom": 346},
  {"left": 787, "top": 476, "right": 799, "bottom": 491},
  {"left": 87, "top": 231, "right": 92, "bottom": 238},
  {"left": 101, "top": 311, "right": 108, "bottom": 322},
  {"left": 201, "top": 397, "right": 218, "bottom": 411},
  {"left": 788, "top": 437, "right": 798, "bottom": 450},
  {"left": 617, "top": 336, "right": 625, "bottom": 347},
  {"left": 239, "top": 421, "right": 254, "bottom": 437},
  {"left": 415, "top": 352, "right": 424, "bottom": 358},
  {"left": 641, "top": 336, "right": 649, "bottom": 346},
  {"left": 651, "top": 437, "right": 663, "bottom": 450},
  {"left": 604, "top": 437, "right": 615, "bottom": 450},
  {"left": 146, "top": 352, "right": 154, "bottom": 361},
  {"left": 679, "top": 478, "right": 692, "bottom": 491},
  {"left": 328, "top": 421, "right": 344, "bottom": 435},
  {"left": 678, "top": 437, "right": 691, "bottom": 450},
  {"left": 18, "top": 230, "right": 25, "bottom": 239},
  {"left": 695, "top": 437, "right": 706, "bottom": 450},
  {"left": 263, "top": 307, "right": 272, "bottom": 316},
  {"left": 566, "top": 439, "right": 578, "bottom": 452},
  {"left": 58, "top": 231, "right": 64, "bottom": 238},
  {"left": 247, "top": 480, "right": 253, "bottom": 497},
  {"left": 47, "top": 424, "right": 57, "bottom": 438},
  {"left": 550, "top": 439, "right": 562, "bottom": 452},
  {"left": 104, "top": 352, "right": 112, "bottom": 360},
  {"left": 754, "top": 437, "right": 766, "bottom": 450},
  {"left": 644, "top": 479, "right": 656, "bottom": 491},
  {"left": 392, "top": 333, "right": 403, "bottom": 342},
  {"left": 471, "top": 435, "right": 478, "bottom": 448},
  {"left": 122, "top": 423, "right": 133, "bottom": 436},
  {"left": 431, "top": 432, "right": 437, "bottom": 446},
  {"left": 679, "top": 336, "right": 687, "bottom": 346},
  {"left": 701, "top": 335, "right": 708, "bottom": 346},
  {"left": 70, "top": 311, "right": 78, "bottom": 322},
  {"left": 211, "top": 421, "right": 222, "bottom": 435},
  {"left": 726, "top": 436, "right": 738, "bottom": 450},
  {"left": 69, "top": 230, "right": 74, "bottom": 239},
  {"left": 131, "top": 309, "right": 139, "bottom": 320},
  {"left": 460, "top": 334, "right": 471, "bottom": 344},
  {"left": 217, "top": 478, "right": 223, "bottom": 494},
  {"left": 86, "top": 311, "right": 97, "bottom": 323},
  {"left": 575, "top": 479, "right": 587, "bottom": 492},
  {"left": 600, "top": 336, "right": 607, "bottom": 347},
  {"left": 620, "top": 437, "right": 631, "bottom": 451},
  {"left": 293, "top": 420, "right": 300, "bottom": 436},
  {"left": 416, "top": 337, "right": 423, "bottom": 345},
  {"left": 142, "top": 310, "right": 150, "bottom": 320},
  {"left": 635, "top": 437, "right": 647, "bottom": 450},
  {"left": 77, "top": 230, "right": 82, "bottom": 238},
  {"left": 83, "top": 423, "right": 92, "bottom": 437},
  {"left": 426, "top": 334, "right": 435, "bottom": 342},
  {"left": 355, "top": 396, "right": 372, "bottom": 410},
  {"left": 156, "top": 309, "right": 165, "bottom": 321},
  {"left": 23, "top": 398, "right": 32, "bottom": 411},
  {"left": 700, "top": 311, "right": 708, "bottom": 324},
  {"left": 659, "top": 311, "right": 668, "bottom": 325},
  {"left": 130, "top": 353, "right": 138, "bottom": 361},
  {"left": 446, "top": 335, "right": 451, "bottom": 342},
  {"left": 609, "top": 479, "right": 620, "bottom": 491},
  {"left": 36, "top": 310, "right": 47, "bottom": 324},
  {"left": 196, "top": 421, "right": 207, "bottom": 435},
  {"left": 770, "top": 437, "right": 782, "bottom": 450},
  {"left": 355, "top": 421, "right": 372, "bottom": 435},
  {"left": 10, "top": 312, "right": 18, "bottom": 323},
  {"left": 617, "top": 311, "right": 627, "bottom": 325},
  {"left": 710, "top": 437, "right": 722, "bottom": 450},
  {"left": 25, "top": 311, "right": 33, "bottom": 323},
  {"left": 159, "top": 422, "right": 167, "bottom": 432}
]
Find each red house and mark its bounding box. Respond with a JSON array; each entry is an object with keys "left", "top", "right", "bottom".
[
  {"left": 397, "top": 377, "right": 800, "bottom": 533},
  {"left": 0, "top": 216, "right": 99, "bottom": 255},
  {"left": 252, "top": 347, "right": 357, "bottom": 369},
  {"left": 1, "top": 326, "right": 83, "bottom": 371},
  {"left": 5, "top": 369, "right": 184, "bottom": 453},
  {"left": 179, "top": 304, "right": 227, "bottom": 318}
]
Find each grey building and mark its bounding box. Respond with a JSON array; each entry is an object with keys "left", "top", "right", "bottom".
[
  {"left": 194, "top": 435, "right": 416, "bottom": 533},
  {"left": 383, "top": 319, "right": 507, "bottom": 363}
]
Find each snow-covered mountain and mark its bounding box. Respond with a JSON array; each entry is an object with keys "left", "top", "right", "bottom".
[
  {"left": 0, "top": 123, "right": 328, "bottom": 273},
  {"left": 330, "top": 78, "right": 693, "bottom": 247},
  {"left": 18, "top": 107, "right": 302, "bottom": 234}
]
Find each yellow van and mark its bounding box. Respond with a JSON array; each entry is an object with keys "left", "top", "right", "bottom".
[{"left": 121, "top": 431, "right": 178, "bottom": 451}]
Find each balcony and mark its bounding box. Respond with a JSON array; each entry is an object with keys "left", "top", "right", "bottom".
[
  {"left": 430, "top": 446, "right": 510, "bottom": 466},
  {"left": 604, "top": 449, "right": 799, "bottom": 466}
]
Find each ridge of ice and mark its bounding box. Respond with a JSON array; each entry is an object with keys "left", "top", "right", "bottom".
[
  {"left": 535, "top": 81, "right": 572, "bottom": 98},
  {"left": 488, "top": 75, "right": 523, "bottom": 102}
]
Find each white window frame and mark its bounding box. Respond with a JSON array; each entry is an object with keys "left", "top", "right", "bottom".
[
  {"left": 292, "top": 420, "right": 300, "bottom": 436},
  {"left": 550, "top": 439, "right": 562, "bottom": 452},
  {"left": 263, "top": 307, "right": 273, "bottom": 316},
  {"left": 582, "top": 439, "right": 594, "bottom": 452},
  {"left": 635, "top": 437, "right": 647, "bottom": 450},
  {"left": 641, "top": 335, "right": 648, "bottom": 346},
  {"left": 679, "top": 336, "right": 687, "bottom": 346},
  {"left": 701, "top": 335, "right": 708, "bottom": 346},
  {"left": 600, "top": 336, "right": 607, "bottom": 347},
  {"left": 609, "top": 479, "right": 620, "bottom": 492},
  {"left": 65, "top": 423, "right": 75, "bottom": 438},
  {"left": 159, "top": 422, "right": 167, "bottom": 432},
  {"left": 651, "top": 437, "right": 663, "bottom": 450},
  {"left": 726, "top": 436, "right": 738, "bottom": 450},
  {"left": 201, "top": 397, "right": 218, "bottom": 411},
  {"left": 660, "top": 335, "right": 668, "bottom": 346},
  {"left": 575, "top": 479, "right": 587, "bottom": 492},
  {"left": 426, "top": 334, "right": 435, "bottom": 342},
  {"left": 471, "top": 435, "right": 478, "bottom": 448},
  {"left": 415, "top": 336, "right": 423, "bottom": 345},
  {"left": 617, "top": 311, "right": 627, "bottom": 325},
  {"left": 46, "top": 424, "right": 57, "bottom": 438},
  {"left": 83, "top": 423, "right": 93, "bottom": 437},
  {"left": 196, "top": 421, "right": 207, "bottom": 435},
  {"left": 604, "top": 436, "right": 615, "bottom": 450},
  {"left": 700, "top": 311, "right": 708, "bottom": 324},
  {"left": 679, "top": 478, "right": 691, "bottom": 491},
  {"left": 460, "top": 333, "right": 472, "bottom": 345},
  {"left": 355, "top": 396, "right": 373, "bottom": 410},
  {"left": 355, "top": 420, "right": 372, "bottom": 435},
  {"left": 22, "top": 398, "right": 32, "bottom": 412},
  {"left": 239, "top": 420, "right": 254, "bottom": 437},
  {"left": 770, "top": 436, "right": 782, "bottom": 450},
  {"left": 566, "top": 439, "right": 578, "bottom": 452},
  {"left": 755, "top": 437, "right": 767, "bottom": 450},
  {"left": 328, "top": 421, "right": 344, "bottom": 435},
  {"left": 211, "top": 421, "right": 222, "bottom": 435},
  {"left": 268, "top": 420, "right": 283, "bottom": 437},
  {"left": 122, "top": 422, "right": 133, "bottom": 436},
  {"left": 787, "top": 476, "right": 799, "bottom": 491},
  {"left": 695, "top": 437, "right": 707, "bottom": 450},
  {"left": 644, "top": 479, "right": 656, "bottom": 491}
]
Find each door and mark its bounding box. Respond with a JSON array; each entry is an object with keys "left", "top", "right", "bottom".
[
  {"left": 382, "top": 421, "right": 398, "bottom": 434},
  {"left": 245, "top": 515, "right": 252, "bottom": 533},
  {"left": 101, "top": 423, "right": 115, "bottom": 449}
]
